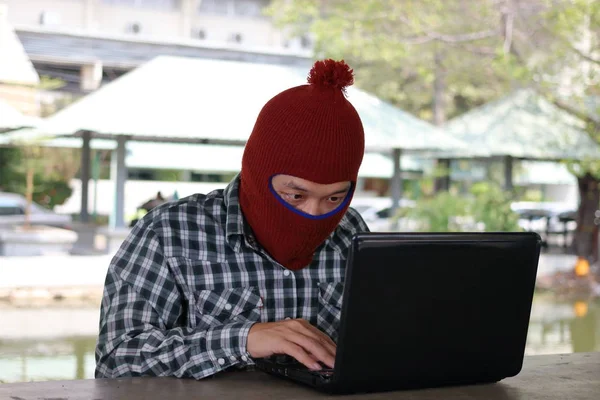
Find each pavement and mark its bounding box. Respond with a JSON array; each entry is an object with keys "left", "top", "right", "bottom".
[
  {"left": 0, "top": 254, "right": 113, "bottom": 300},
  {"left": 0, "top": 252, "right": 579, "bottom": 301}
]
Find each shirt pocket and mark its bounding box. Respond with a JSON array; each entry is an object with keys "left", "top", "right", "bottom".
[
  {"left": 194, "top": 286, "right": 263, "bottom": 330},
  {"left": 317, "top": 281, "right": 345, "bottom": 342}
]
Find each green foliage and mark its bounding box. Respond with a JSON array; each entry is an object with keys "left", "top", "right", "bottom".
[
  {"left": 0, "top": 147, "right": 23, "bottom": 191},
  {"left": 2, "top": 166, "right": 73, "bottom": 210},
  {"left": 267, "top": 0, "right": 525, "bottom": 121},
  {"left": 399, "top": 181, "right": 521, "bottom": 232},
  {"left": 5, "top": 173, "right": 73, "bottom": 209},
  {"left": 269, "top": 0, "right": 600, "bottom": 177},
  {"left": 566, "top": 159, "right": 600, "bottom": 179},
  {"left": 1, "top": 145, "right": 77, "bottom": 210},
  {"left": 542, "top": 0, "right": 600, "bottom": 45},
  {"left": 398, "top": 191, "right": 471, "bottom": 232},
  {"left": 521, "top": 189, "right": 544, "bottom": 202},
  {"left": 35, "top": 178, "right": 72, "bottom": 209},
  {"left": 154, "top": 169, "right": 183, "bottom": 182},
  {"left": 38, "top": 75, "right": 66, "bottom": 91},
  {"left": 470, "top": 182, "right": 521, "bottom": 232}
]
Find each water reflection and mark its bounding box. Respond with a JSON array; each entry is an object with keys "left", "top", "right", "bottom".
[
  {"left": 0, "top": 295, "right": 598, "bottom": 383},
  {"left": 0, "top": 337, "right": 96, "bottom": 383},
  {"left": 525, "top": 295, "right": 598, "bottom": 355}
]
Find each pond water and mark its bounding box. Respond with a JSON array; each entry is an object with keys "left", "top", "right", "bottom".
[{"left": 0, "top": 294, "right": 598, "bottom": 383}]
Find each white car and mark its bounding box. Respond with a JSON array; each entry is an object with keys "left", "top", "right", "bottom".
[
  {"left": 0, "top": 192, "right": 73, "bottom": 230},
  {"left": 350, "top": 197, "right": 416, "bottom": 232}
]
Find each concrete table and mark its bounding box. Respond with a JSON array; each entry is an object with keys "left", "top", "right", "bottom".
[{"left": 1, "top": 353, "right": 598, "bottom": 400}]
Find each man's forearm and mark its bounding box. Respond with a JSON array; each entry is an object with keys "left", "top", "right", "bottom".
[
  {"left": 95, "top": 278, "right": 256, "bottom": 380},
  {"left": 95, "top": 320, "right": 255, "bottom": 379}
]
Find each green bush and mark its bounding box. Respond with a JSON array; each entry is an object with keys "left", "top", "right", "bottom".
[
  {"left": 470, "top": 182, "right": 521, "bottom": 232},
  {"left": 398, "top": 182, "right": 521, "bottom": 232},
  {"left": 3, "top": 172, "right": 73, "bottom": 210},
  {"left": 32, "top": 177, "right": 73, "bottom": 209},
  {"left": 1, "top": 146, "right": 76, "bottom": 210},
  {"left": 398, "top": 191, "right": 470, "bottom": 232}
]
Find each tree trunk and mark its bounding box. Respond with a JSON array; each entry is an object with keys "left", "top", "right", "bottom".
[
  {"left": 572, "top": 173, "right": 600, "bottom": 263},
  {"left": 433, "top": 50, "right": 450, "bottom": 193},
  {"left": 433, "top": 51, "right": 446, "bottom": 126},
  {"left": 24, "top": 166, "right": 34, "bottom": 229}
]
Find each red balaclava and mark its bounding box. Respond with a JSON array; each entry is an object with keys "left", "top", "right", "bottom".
[{"left": 239, "top": 59, "right": 365, "bottom": 270}]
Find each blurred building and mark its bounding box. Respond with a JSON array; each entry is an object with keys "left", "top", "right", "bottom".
[
  {"left": 2, "top": 0, "right": 306, "bottom": 49},
  {"left": 0, "top": 0, "right": 311, "bottom": 105},
  {"left": 0, "top": 0, "right": 580, "bottom": 215},
  {"left": 0, "top": 4, "right": 40, "bottom": 116}
]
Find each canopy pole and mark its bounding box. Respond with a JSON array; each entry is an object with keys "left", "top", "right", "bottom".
[
  {"left": 80, "top": 131, "right": 91, "bottom": 223},
  {"left": 389, "top": 148, "right": 403, "bottom": 230},
  {"left": 110, "top": 136, "right": 128, "bottom": 229},
  {"left": 92, "top": 149, "right": 100, "bottom": 220},
  {"left": 504, "top": 155, "right": 514, "bottom": 191}
]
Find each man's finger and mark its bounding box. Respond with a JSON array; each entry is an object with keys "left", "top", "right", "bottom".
[
  {"left": 283, "top": 343, "right": 322, "bottom": 371},
  {"left": 307, "top": 326, "right": 337, "bottom": 350},
  {"left": 289, "top": 321, "right": 336, "bottom": 357},
  {"left": 286, "top": 331, "right": 335, "bottom": 369},
  {"left": 296, "top": 319, "right": 337, "bottom": 348}
]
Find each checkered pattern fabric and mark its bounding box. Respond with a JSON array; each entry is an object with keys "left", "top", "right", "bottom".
[{"left": 95, "top": 174, "right": 369, "bottom": 379}]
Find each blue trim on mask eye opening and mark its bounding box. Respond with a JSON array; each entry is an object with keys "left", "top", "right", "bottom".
[{"left": 268, "top": 175, "right": 354, "bottom": 220}]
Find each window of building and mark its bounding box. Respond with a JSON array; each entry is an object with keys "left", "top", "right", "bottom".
[
  {"left": 190, "top": 172, "right": 231, "bottom": 183},
  {"left": 102, "top": 0, "right": 181, "bottom": 11},
  {"left": 198, "top": 0, "right": 232, "bottom": 15},
  {"left": 300, "top": 34, "right": 312, "bottom": 49},
  {"left": 128, "top": 169, "right": 155, "bottom": 181},
  {"left": 234, "top": 0, "right": 269, "bottom": 17},
  {"left": 199, "top": 0, "right": 269, "bottom": 18}
]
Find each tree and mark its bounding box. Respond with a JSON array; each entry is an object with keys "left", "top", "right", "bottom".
[
  {"left": 268, "top": 0, "right": 540, "bottom": 122},
  {"left": 0, "top": 147, "right": 23, "bottom": 191},
  {"left": 269, "top": 0, "right": 600, "bottom": 264},
  {"left": 2, "top": 142, "right": 78, "bottom": 220},
  {"left": 537, "top": 0, "right": 600, "bottom": 264},
  {"left": 0, "top": 74, "right": 78, "bottom": 226}
]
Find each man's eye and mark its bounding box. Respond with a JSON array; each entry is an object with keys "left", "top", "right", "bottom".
[
  {"left": 283, "top": 193, "right": 303, "bottom": 201},
  {"left": 328, "top": 196, "right": 342, "bottom": 203}
]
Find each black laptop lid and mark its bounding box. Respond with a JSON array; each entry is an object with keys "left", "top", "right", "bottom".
[{"left": 334, "top": 232, "right": 541, "bottom": 391}]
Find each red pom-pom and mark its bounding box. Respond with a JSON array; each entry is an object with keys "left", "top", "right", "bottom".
[{"left": 307, "top": 59, "right": 354, "bottom": 91}]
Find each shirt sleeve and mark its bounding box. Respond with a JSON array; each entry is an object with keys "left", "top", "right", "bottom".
[{"left": 94, "top": 218, "right": 254, "bottom": 379}]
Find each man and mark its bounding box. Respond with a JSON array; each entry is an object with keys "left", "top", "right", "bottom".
[
  {"left": 95, "top": 59, "right": 369, "bottom": 379},
  {"left": 130, "top": 192, "right": 168, "bottom": 227}
]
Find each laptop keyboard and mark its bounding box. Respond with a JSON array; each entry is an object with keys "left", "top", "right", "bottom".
[{"left": 269, "top": 355, "right": 334, "bottom": 376}]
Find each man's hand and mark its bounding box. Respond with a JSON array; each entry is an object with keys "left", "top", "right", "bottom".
[{"left": 247, "top": 319, "right": 336, "bottom": 370}]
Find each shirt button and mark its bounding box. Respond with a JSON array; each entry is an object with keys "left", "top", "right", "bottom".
[
  {"left": 218, "top": 358, "right": 225, "bottom": 365},
  {"left": 224, "top": 303, "right": 232, "bottom": 311},
  {"left": 230, "top": 356, "right": 237, "bottom": 361},
  {"left": 283, "top": 270, "right": 291, "bottom": 277},
  {"left": 285, "top": 317, "right": 291, "bottom": 320},
  {"left": 242, "top": 356, "right": 248, "bottom": 362}
]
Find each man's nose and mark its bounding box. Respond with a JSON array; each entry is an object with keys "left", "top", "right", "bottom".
[{"left": 303, "top": 200, "right": 323, "bottom": 216}]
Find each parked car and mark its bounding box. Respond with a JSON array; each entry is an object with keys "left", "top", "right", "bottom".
[
  {"left": 350, "top": 197, "right": 416, "bottom": 232},
  {"left": 0, "top": 192, "right": 73, "bottom": 230}
]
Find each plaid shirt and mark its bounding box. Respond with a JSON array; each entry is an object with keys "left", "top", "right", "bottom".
[{"left": 95, "top": 175, "right": 369, "bottom": 379}]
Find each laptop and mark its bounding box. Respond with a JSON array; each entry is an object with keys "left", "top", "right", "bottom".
[{"left": 254, "top": 232, "right": 542, "bottom": 394}]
